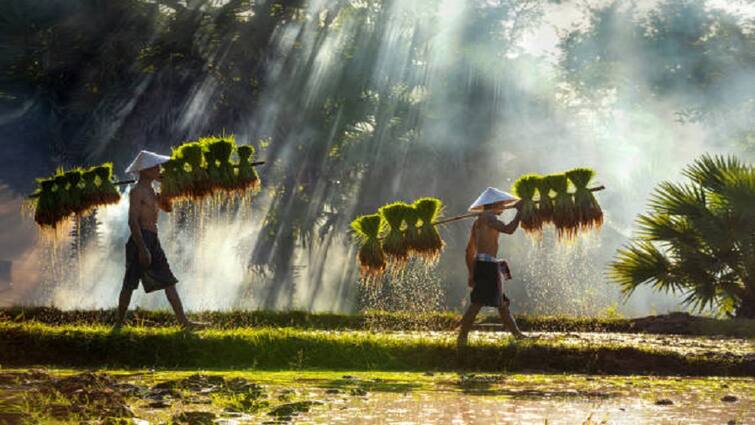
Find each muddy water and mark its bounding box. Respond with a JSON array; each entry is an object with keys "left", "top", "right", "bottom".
[
  {"left": 1, "top": 370, "right": 752, "bottom": 424},
  {"left": 303, "top": 390, "right": 751, "bottom": 424}
]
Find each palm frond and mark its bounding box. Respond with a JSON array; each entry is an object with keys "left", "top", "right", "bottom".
[
  {"left": 682, "top": 154, "right": 745, "bottom": 192},
  {"left": 649, "top": 181, "right": 707, "bottom": 217},
  {"left": 609, "top": 241, "right": 674, "bottom": 296},
  {"left": 716, "top": 167, "right": 755, "bottom": 223}
]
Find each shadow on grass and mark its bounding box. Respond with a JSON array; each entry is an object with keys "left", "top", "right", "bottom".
[{"left": 1, "top": 322, "right": 752, "bottom": 376}]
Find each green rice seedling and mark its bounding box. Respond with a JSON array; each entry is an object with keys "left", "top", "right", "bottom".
[
  {"left": 535, "top": 176, "right": 554, "bottom": 224},
  {"left": 203, "top": 147, "right": 220, "bottom": 191},
  {"left": 93, "top": 163, "right": 120, "bottom": 207},
  {"left": 566, "top": 167, "right": 603, "bottom": 231},
  {"left": 404, "top": 205, "right": 421, "bottom": 254},
  {"left": 351, "top": 213, "right": 387, "bottom": 278},
  {"left": 33, "top": 178, "right": 57, "bottom": 227},
  {"left": 81, "top": 169, "right": 99, "bottom": 212},
  {"left": 169, "top": 145, "right": 193, "bottom": 199},
  {"left": 177, "top": 142, "right": 210, "bottom": 198},
  {"left": 379, "top": 202, "right": 412, "bottom": 266},
  {"left": 512, "top": 174, "right": 542, "bottom": 235},
  {"left": 52, "top": 172, "right": 72, "bottom": 219},
  {"left": 236, "top": 145, "right": 260, "bottom": 192},
  {"left": 413, "top": 197, "right": 444, "bottom": 262},
  {"left": 158, "top": 159, "right": 183, "bottom": 210},
  {"left": 548, "top": 173, "right": 578, "bottom": 240},
  {"left": 206, "top": 137, "right": 236, "bottom": 189},
  {"left": 64, "top": 169, "right": 84, "bottom": 215}
]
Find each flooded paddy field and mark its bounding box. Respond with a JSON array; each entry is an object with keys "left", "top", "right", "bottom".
[
  {"left": 0, "top": 369, "right": 752, "bottom": 424},
  {"left": 1, "top": 311, "right": 752, "bottom": 423}
]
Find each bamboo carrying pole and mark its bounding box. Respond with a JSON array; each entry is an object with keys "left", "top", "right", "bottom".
[
  {"left": 27, "top": 161, "right": 266, "bottom": 198},
  {"left": 433, "top": 185, "right": 605, "bottom": 226}
]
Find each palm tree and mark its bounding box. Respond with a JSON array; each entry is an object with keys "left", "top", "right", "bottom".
[{"left": 609, "top": 155, "right": 755, "bottom": 318}]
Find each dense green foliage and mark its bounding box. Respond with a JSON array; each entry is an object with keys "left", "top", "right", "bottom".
[{"left": 610, "top": 155, "right": 755, "bottom": 318}]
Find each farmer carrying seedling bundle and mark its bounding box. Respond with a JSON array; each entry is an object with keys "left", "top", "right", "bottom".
[
  {"left": 458, "top": 187, "right": 527, "bottom": 346},
  {"left": 114, "top": 151, "right": 205, "bottom": 331}
]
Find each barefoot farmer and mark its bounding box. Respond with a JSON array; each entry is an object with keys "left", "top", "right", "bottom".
[
  {"left": 114, "top": 151, "right": 200, "bottom": 330},
  {"left": 458, "top": 187, "right": 527, "bottom": 346}
]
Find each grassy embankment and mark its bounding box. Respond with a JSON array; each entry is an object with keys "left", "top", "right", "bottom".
[
  {"left": 1, "top": 320, "right": 753, "bottom": 376},
  {"left": 2, "top": 307, "right": 754, "bottom": 336}
]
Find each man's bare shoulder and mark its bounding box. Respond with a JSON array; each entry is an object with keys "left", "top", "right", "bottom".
[
  {"left": 479, "top": 211, "right": 498, "bottom": 224},
  {"left": 129, "top": 185, "right": 146, "bottom": 197},
  {"left": 129, "top": 185, "right": 153, "bottom": 203}
]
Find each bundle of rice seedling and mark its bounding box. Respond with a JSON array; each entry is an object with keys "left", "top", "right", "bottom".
[
  {"left": 176, "top": 142, "right": 210, "bottom": 198},
  {"left": 32, "top": 178, "right": 57, "bottom": 227},
  {"left": 236, "top": 145, "right": 260, "bottom": 191},
  {"left": 81, "top": 169, "right": 99, "bottom": 212},
  {"left": 565, "top": 167, "right": 603, "bottom": 230},
  {"left": 168, "top": 146, "right": 193, "bottom": 199},
  {"left": 93, "top": 163, "right": 120, "bottom": 207},
  {"left": 413, "top": 197, "right": 444, "bottom": 261},
  {"left": 404, "top": 205, "right": 421, "bottom": 253},
  {"left": 64, "top": 169, "right": 84, "bottom": 215},
  {"left": 158, "top": 159, "right": 182, "bottom": 209},
  {"left": 535, "top": 176, "right": 554, "bottom": 224},
  {"left": 379, "top": 202, "right": 412, "bottom": 265},
  {"left": 548, "top": 173, "right": 578, "bottom": 239},
  {"left": 351, "top": 213, "right": 386, "bottom": 278},
  {"left": 206, "top": 137, "right": 235, "bottom": 189},
  {"left": 203, "top": 148, "right": 220, "bottom": 191},
  {"left": 52, "top": 173, "right": 72, "bottom": 218},
  {"left": 512, "top": 174, "right": 542, "bottom": 235}
]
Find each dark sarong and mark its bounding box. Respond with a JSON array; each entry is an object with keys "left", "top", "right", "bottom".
[
  {"left": 123, "top": 229, "right": 178, "bottom": 293},
  {"left": 470, "top": 260, "right": 510, "bottom": 307}
]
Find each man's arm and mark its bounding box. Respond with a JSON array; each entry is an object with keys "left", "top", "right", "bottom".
[
  {"left": 480, "top": 203, "right": 522, "bottom": 235},
  {"left": 128, "top": 188, "right": 151, "bottom": 268},
  {"left": 466, "top": 222, "right": 477, "bottom": 287},
  {"left": 502, "top": 204, "right": 522, "bottom": 234}
]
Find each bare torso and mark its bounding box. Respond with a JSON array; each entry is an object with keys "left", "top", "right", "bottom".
[
  {"left": 130, "top": 183, "right": 159, "bottom": 233},
  {"left": 472, "top": 213, "right": 501, "bottom": 257}
]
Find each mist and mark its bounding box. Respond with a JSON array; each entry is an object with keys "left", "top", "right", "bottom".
[{"left": 0, "top": 0, "right": 752, "bottom": 316}]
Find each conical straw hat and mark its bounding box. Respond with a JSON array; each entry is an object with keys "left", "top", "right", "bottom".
[
  {"left": 125, "top": 150, "right": 171, "bottom": 175},
  {"left": 468, "top": 187, "right": 519, "bottom": 212}
]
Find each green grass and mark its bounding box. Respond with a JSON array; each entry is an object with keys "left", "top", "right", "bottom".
[
  {"left": 2, "top": 307, "right": 753, "bottom": 337},
  {"left": 1, "top": 321, "right": 752, "bottom": 376}
]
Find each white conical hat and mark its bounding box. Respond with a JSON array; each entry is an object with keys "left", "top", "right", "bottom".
[
  {"left": 125, "top": 150, "right": 171, "bottom": 175},
  {"left": 468, "top": 187, "right": 519, "bottom": 212}
]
